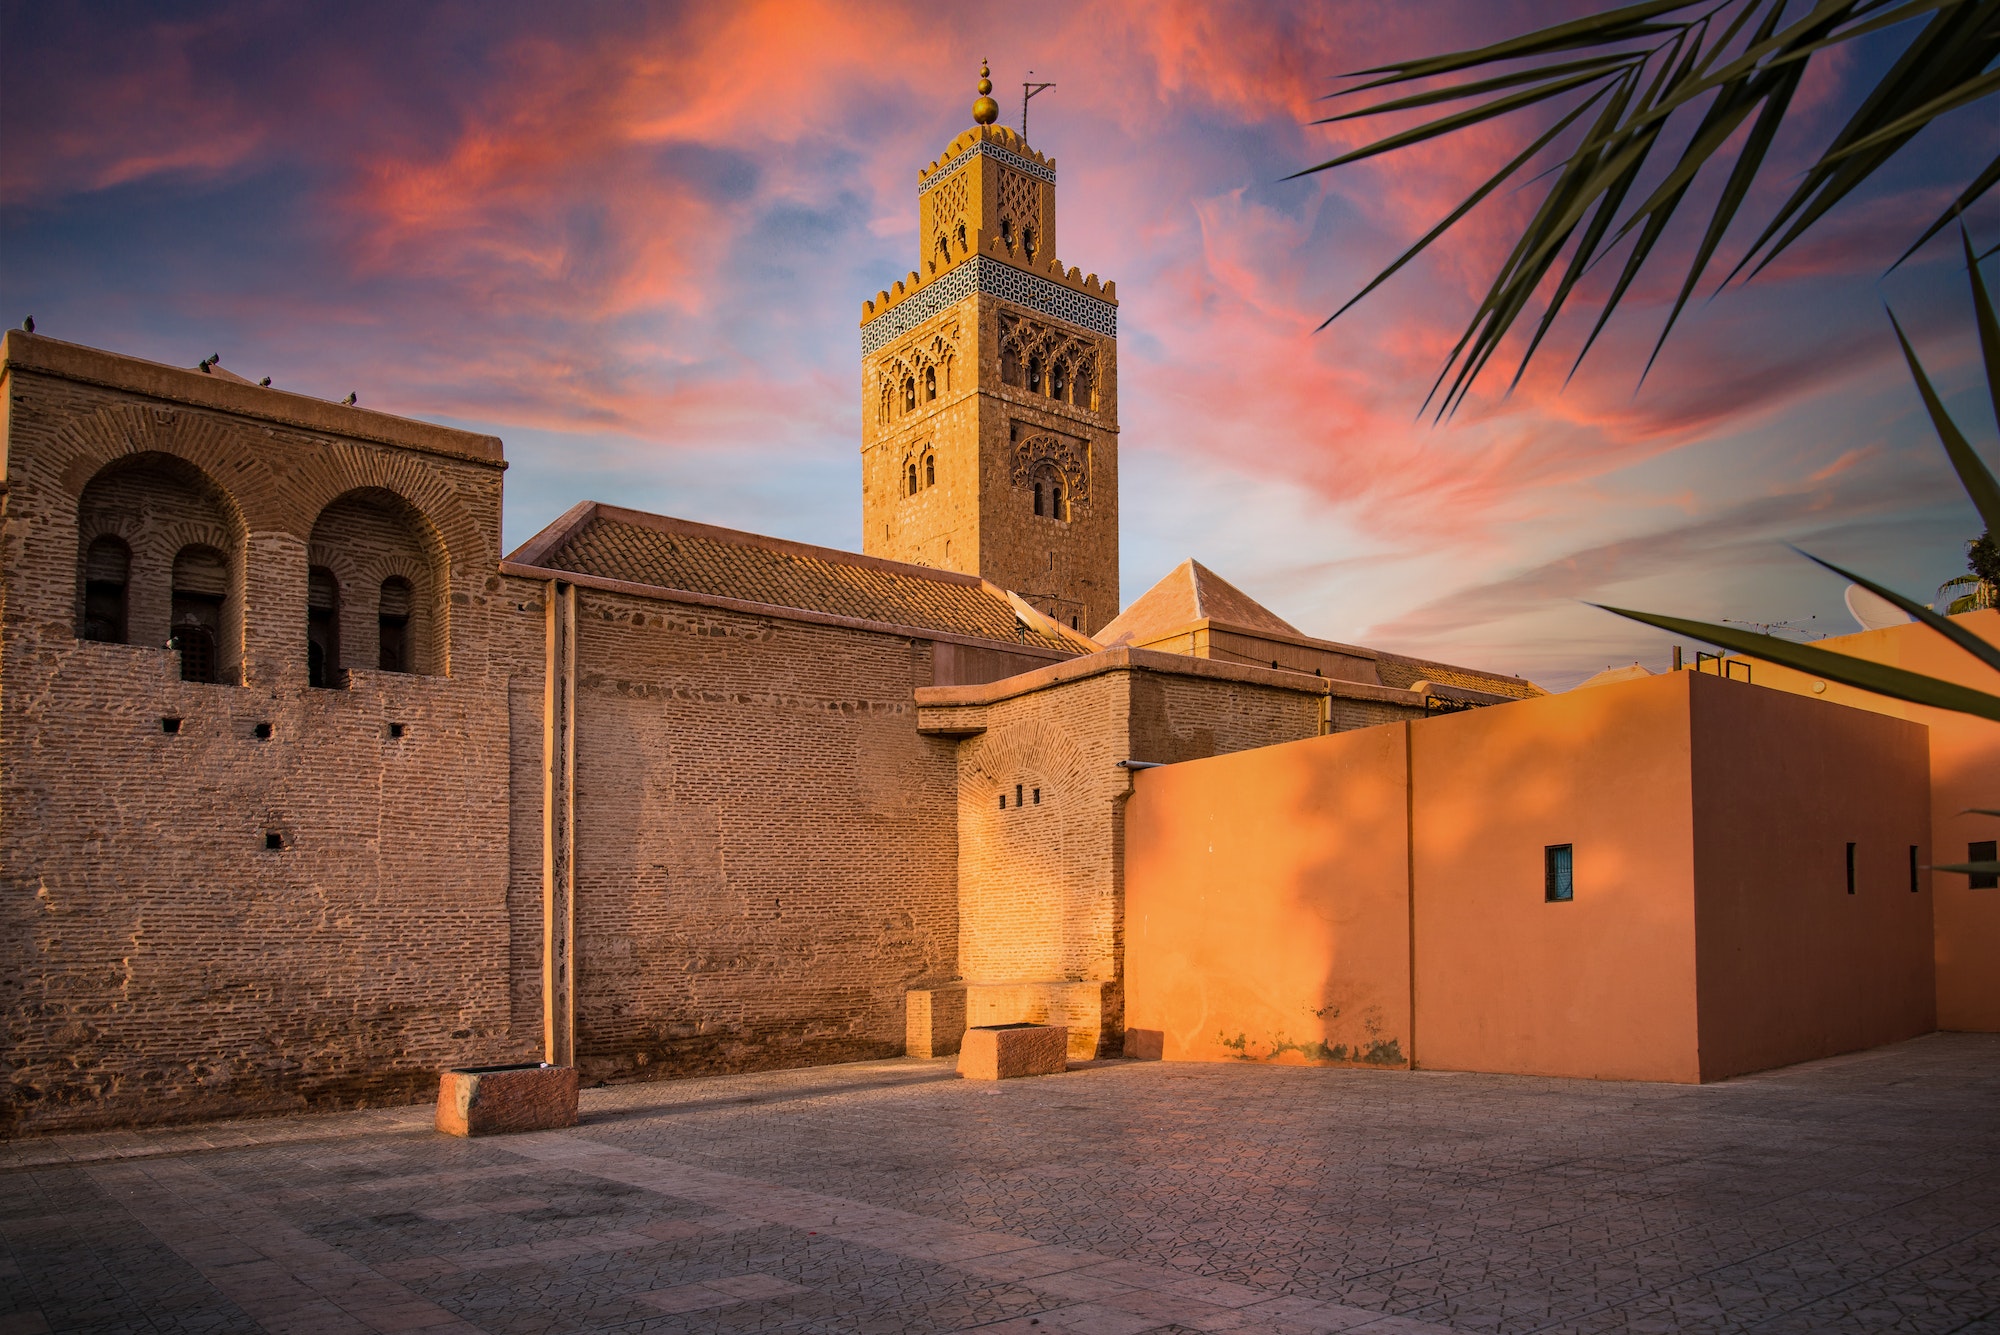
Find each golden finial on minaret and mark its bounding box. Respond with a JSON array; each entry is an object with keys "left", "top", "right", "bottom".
[{"left": 972, "top": 60, "right": 999, "bottom": 125}]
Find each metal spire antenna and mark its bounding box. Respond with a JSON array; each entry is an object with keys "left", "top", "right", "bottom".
[{"left": 1022, "top": 71, "right": 1055, "bottom": 139}]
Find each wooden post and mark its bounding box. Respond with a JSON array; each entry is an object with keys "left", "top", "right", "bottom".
[{"left": 542, "top": 580, "right": 576, "bottom": 1067}]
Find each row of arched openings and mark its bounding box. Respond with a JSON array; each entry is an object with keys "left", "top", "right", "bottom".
[
  {"left": 75, "top": 453, "right": 444, "bottom": 685},
  {"left": 905, "top": 449, "right": 937, "bottom": 497}
]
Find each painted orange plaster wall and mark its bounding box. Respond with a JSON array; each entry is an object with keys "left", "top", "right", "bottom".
[
  {"left": 1123, "top": 724, "right": 1412, "bottom": 1066},
  {"left": 1740, "top": 610, "right": 2000, "bottom": 1031},
  {"left": 1688, "top": 678, "right": 1934, "bottom": 1080},
  {"left": 1411, "top": 673, "right": 1702, "bottom": 1082}
]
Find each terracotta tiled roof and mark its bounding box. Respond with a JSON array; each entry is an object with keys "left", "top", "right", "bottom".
[
  {"left": 1099, "top": 559, "right": 1300, "bottom": 646},
  {"left": 534, "top": 506, "right": 1081, "bottom": 654},
  {"left": 1374, "top": 654, "right": 1544, "bottom": 700}
]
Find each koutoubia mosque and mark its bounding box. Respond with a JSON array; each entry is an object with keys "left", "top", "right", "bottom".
[{"left": 2, "top": 71, "right": 1994, "bottom": 1135}]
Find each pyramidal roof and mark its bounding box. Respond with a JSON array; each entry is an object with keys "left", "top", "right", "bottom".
[{"left": 1099, "top": 559, "right": 1301, "bottom": 647}]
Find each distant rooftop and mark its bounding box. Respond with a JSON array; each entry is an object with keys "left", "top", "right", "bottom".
[{"left": 509, "top": 503, "right": 1088, "bottom": 656}]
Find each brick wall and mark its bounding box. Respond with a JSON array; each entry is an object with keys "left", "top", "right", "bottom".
[
  {"left": 560, "top": 587, "right": 961, "bottom": 1082},
  {"left": 1, "top": 337, "right": 544, "bottom": 1135},
  {"left": 918, "top": 651, "right": 1325, "bottom": 1056}
]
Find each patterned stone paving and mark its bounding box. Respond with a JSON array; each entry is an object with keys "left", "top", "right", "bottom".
[{"left": 2, "top": 1034, "right": 1996, "bottom": 1334}]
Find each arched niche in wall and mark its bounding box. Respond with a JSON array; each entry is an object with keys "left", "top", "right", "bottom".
[
  {"left": 75, "top": 451, "right": 247, "bottom": 683},
  {"left": 306, "top": 487, "right": 449, "bottom": 681}
]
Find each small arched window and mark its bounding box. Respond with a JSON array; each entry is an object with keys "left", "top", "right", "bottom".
[
  {"left": 307, "top": 566, "right": 340, "bottom": 688},
  {"left": 1050, "top": 363, "right": 1069, "bottom": 402},
  {"left": 170, "top": 545, "right": 228, "bottom": 683},
  {"left": 907, "top": 462, "right": 920, "bottom": 496},
  {"left": 1050, "top": 480, "right": 1065, "bottom": 520},
  {"left": 924, "top": 453, "right": 936, "bottom": 487},
  {"left": 82, "top": 535, "right": 131, "bottom": 644},
  {"left": 1027, "top": 356, "right": 1043, "bottom": 395},
  {"left": 1022, "top": 226, "right": 1037, "bottom": 260},
  {"left": 1000, "top": 217, "right": 1015, "bottom": 250},
  {"left": 903, "top": 377, "right": 917, "bottom": 412},
  {"left": 378, "top": 576, "right": 413, "bottom": 673},
  {"left": 1033, "top": 481, "right": 1045, "bottom": 517},
  {"left": 1074, "top": 365, "right": 1094, "bottom": 411},
  {"left": 924, "top": 365, "right": 937, "bottom": 401},
  {"left": 954, "top": 222, "right": 967, "bottom": 254}
]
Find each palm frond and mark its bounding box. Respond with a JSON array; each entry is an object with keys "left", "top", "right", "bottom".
[{"left": 1309, "top": 0, "right": 2000, "bottom": 403}]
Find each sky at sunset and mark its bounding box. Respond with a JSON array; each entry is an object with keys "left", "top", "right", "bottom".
[{"left": 4, "top": 0, "right": 1996, "bottom": 687}]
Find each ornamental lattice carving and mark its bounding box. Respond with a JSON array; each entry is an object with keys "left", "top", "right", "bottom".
[
  {"left": 997, "top": 168, "right": 1040, "bottom": 253},
  {"left": 875, "top": 324, "right": 961, "bottom": 424},
  {"left": 860, "top": 256, "right": 1114, "bottom": 353},
  {"left": 1011, "top": 429, "right": 1089, "bottom": 506}
]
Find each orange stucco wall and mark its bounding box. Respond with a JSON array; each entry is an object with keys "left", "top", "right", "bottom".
[
  {"left": 1411, "top": 673, "right": 1702, "bottom": 1082},
  {"left": 1123, "top": 724, "right": 1412, "bottom": 1067},
  {"left": 1688, "top": 679, "right": 1934, "bottom": 1079},
  {"left": 1740, "top": 610, "right": 2000, "bottom": 1030},
  {"left": 1124, "top": 670, "right": 1936, "bottom": 1084}
]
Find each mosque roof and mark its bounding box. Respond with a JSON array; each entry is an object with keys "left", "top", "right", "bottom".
[
  {"left": 1098, "top": 559, "right": 1301, "bottom": 645},
  {"left": 1100, "top": 557, "right": 1544, "bottom": 701},
  {"left": 506, "top": 502, "right": 1090, "bottom": 656}
]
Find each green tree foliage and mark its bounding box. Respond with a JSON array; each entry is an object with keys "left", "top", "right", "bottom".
[{"left": 1304, "top": 0, "right": 2000, "bottom": 416}]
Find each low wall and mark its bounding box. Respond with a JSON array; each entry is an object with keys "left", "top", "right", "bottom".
[
  {"left": 1123, "top": 672, "right": 1936, "bottom": 1084},
  {"left": 1741, "top": 611, "right": 2000, "bottom": 1031},
  {"left": 1124, "top": 724, "right": 1413, "bottom": 1067}
]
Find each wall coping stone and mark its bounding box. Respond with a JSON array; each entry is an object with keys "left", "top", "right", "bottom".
[{"left": 1, "top": 331, "right": 506, "bottom": 468}]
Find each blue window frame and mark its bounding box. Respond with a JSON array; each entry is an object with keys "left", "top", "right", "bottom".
[{"left": 1544, "top": 844, "right": 1574, "bottom": 902}]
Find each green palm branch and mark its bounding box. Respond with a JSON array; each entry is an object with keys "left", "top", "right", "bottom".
[
  {"left": 1599, "top": 229, "right": 2000, "bottom": 723},
  {"left": 1300, "top": 0, "right": 2000, "bottom": 416}
]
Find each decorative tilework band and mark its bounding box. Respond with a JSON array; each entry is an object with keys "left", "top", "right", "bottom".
[
  {"left": 862, "top": 257, "right": 1115, "bottom": 354},
  {"left": 918, "top": 141, "right": 1057, "bottom": 196}
]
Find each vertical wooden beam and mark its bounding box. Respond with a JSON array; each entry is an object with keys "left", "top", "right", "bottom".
[{"left": 542, "top": 580, "right": 576, "bottom": 1067}]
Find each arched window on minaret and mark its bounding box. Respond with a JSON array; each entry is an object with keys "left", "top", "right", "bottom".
[
  {"left": 1027, "top": 355, "right": 1043, "bottom": 395},
  {"left": 1033, "top": 481, "right": 1044, "bottom": 517},
  {"left": 907, "top": 461, "right": 920, "bottom": 496},
  {"left": 904, "top": 377, "right": 917, "bottom": 413},
  {"left": 1050, "top": 362, "right": 1069, "bottom": 403},
  {"left": 924, "top": 365, "right": 937, "bottom": 401},
  {"left": 1000, "top": 218, "right": 1015, "bottom": 252},
  {"left": 955, "top": 222, "right": 967, "bottom": 255},
  {"left": 924, "top": 452, "right": 936, "bottom": 487},
  {"left": 1073, "top": 363, "right": 1094, "bottom": 411},
  {"left": 1022, "top": 226, "right": 1038, "bottom": 260}
]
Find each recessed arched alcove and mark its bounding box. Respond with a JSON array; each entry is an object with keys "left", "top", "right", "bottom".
[
  {"left": 305, "top": 487, "right": 449, "bottom": 682},
  {"left": 74, "top": 451, "right": 246, "bottom": 683}
]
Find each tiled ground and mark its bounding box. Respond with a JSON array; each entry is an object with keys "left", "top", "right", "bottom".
[{"left": 3, "top": 1034, "right": 1998, "bottom": 1334}]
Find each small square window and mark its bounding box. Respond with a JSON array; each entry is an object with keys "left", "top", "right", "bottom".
[
  {"left": 1544, "top": 844, "right": 1573, "bottom": 902},
  {"left": 160, "top": 717, "right": 182, "bottom": 735},
  {"left": 388, "top": 722, "right": 406, "bottom": 740},
  {"left": 253, "top": 722, "right": 273, "bottom": 740},
  {"left": 1972, "top": 840, "right": 1998, "bottom": 891},
  {"left": 264, "top": 831, "right": 284, "bottom": 851}
]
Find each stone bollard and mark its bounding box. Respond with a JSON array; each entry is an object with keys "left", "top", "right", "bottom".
[
  {"left": 956, "top": 1023, "right": 1068, "bottom": 1080},
  {"left": 435, "top": 1063, "right": 578, "bottom": 1136}
]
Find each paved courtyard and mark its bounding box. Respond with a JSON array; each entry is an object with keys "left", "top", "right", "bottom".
[{"left": 3, "top": 1034, "right": 1997, "bottom": 1335}]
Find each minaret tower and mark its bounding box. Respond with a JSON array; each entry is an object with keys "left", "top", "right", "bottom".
[{"left": 859, "top": 63, "right": 1120, "bottom": 634}]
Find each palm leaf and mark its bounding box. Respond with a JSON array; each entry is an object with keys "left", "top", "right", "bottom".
[
  {"left": 1792, "top": 547, "right": 2000, "bottom": 674},
  {"left": 1309, "top": 0, "right": 2000, "bottom": 397},
  {"left": 1889, "top": 306, "right": 2000, "bottom": 532},
  {"left": 1592, "top": 605, "right": 2000, "bottom": 723}
]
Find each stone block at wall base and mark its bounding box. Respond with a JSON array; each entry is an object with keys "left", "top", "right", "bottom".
[
  {"left": 436, "top": 1064, "right": 578, "bottom": 1137},
  {"left": 907, "top": 985, "right": 968, "bottom": 1058},
  {"left": 965, "top": 979, "right": 1118, "bottom": 1060},
  {"left": 958, "top": 1024, "right": 1068, "bottom": 1080}
]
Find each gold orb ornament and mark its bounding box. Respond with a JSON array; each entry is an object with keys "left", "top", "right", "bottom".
[{"left": 972, "top": 60, "right": 999, "bottom": 124}]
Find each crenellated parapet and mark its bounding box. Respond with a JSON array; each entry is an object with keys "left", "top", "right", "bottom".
[{"left": 919, "top": 124, "right": 1056, "bottom": 191}]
